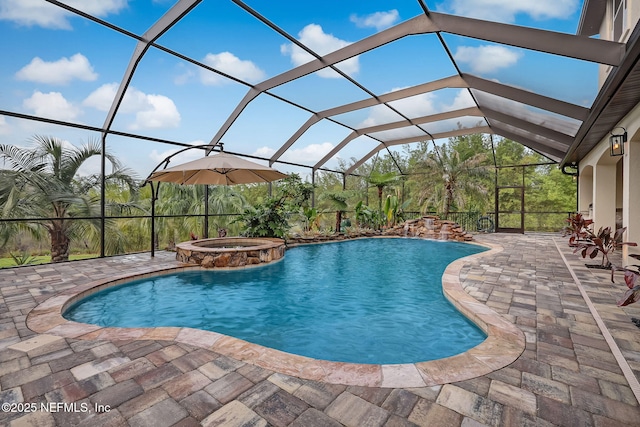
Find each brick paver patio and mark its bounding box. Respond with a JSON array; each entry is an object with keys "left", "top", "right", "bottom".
[{"left": 1, "top": 233, "right": 639, "bottom": 426}]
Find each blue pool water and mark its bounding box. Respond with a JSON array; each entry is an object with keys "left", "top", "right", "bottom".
[{"left": 65, "top": 238, "right": 487, "bottom": 364}]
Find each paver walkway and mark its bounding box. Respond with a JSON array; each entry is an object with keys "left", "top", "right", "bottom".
[{"left": 1, "top": 233, "right": 639, "bottom": 426}]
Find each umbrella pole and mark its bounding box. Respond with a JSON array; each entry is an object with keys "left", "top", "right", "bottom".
[
  {"left": 150, "top": 182, "right": 157, "bottom": 257},
  {"left": 311, "top": 171, "right": 316, "bottom": 208},
  {"left": 204, "top": 185, "right": 209, "bottom": 239}
]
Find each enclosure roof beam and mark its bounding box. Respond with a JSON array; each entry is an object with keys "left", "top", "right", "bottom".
[
  {"left": 429, "top": 11, "right": 625, "bottom": 66},
  {"left": 269, "top": 115, "right": 322, "bottom": 165},
  {"left": 313, "top": 132, "right": 360, "bottom": 172},
  {"left": 481, "top": 107, "right": 575, "bottom": 147},
  {"left": 100, "top": 0, "right": 201, "bottom": 135},
  {"left": 252, "top": 15, "right": 435, "bottom": 94},
  {"left": 274, "top": 77, "right": 472, "bottom": 169},
  {"left": 356, "top": 107, "right": 484, "bottom": 137},
  {"left": 318, "top": 75, "right": 467, "bottom": 118},
  {"left": 270, "top": 70, "right": 585, "bottom": 173},
  {"left": 207, "top": 15, "right": 437, "bottom": 148},
  {"left": 208, "top": 11, "right": 617, "bottom": 167},
  {"left": 311, "top": 107, "right": 483, "bottom": 171},
  {"left": 490, "top": 124, "right": 565, "bottom": 161},
  {"left": 463, "top": 74, "right": 590, "bottom": 121},
  {"left": 344, "top": 126, "right": 492, "bottom": 175}
]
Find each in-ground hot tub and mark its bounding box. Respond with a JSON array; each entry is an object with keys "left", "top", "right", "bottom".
[{"left": 175, "top": 237, "right": 285, "bottom": 268}]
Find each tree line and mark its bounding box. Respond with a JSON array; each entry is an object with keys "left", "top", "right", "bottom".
[{"left": 0, "top": 133, "right": 576, "bottom": 264}]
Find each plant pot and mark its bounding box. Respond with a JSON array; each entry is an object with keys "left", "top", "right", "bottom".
[{"left": 584, "top": 263, "right": 611, "bottom": 270}]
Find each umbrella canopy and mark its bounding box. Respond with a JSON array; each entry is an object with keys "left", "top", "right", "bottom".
[{"left": 146, "top": 151, "right": 288, "bottom": 185}]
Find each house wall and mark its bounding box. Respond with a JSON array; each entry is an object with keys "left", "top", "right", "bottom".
[
  {"left": 599, "top": 0, "right": 640, "bottom": 85},
  {"left": 580, "top": 1, "right": 640, "bottom": 263},
  {"left": 579, "top": 101, "right": 640, "bottom": 262}
]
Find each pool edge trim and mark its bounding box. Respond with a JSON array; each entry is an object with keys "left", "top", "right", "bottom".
[{"left": 26, "top": 238, "right": 525, "bottom": 388}]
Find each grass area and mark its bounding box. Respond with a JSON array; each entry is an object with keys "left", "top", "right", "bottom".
[{"left": 0, "top": 253, "right": 98, "bottom": 268}]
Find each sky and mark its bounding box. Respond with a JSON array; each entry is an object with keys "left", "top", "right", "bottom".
[{"left": 0, "top": 0, "right": 595, "bottom": 179}]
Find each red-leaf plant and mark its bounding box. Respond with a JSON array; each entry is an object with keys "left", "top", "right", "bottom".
[
  {"left": 573, "top": 226, "right": 637, "bottom": 268},
  {"left": 564, "top": 219, "right": 639, "bottom": 306},
  {"left": 562, "top": 213, "right": 594, "bottom": 247},
  {"left": 613, "top": 265, "right": 640, "bottom": 306}
]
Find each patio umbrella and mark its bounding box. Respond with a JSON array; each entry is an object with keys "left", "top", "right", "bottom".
[
  {"left": 144, "top": 148, "right": 288, "bottom": 256},
  {"left": 146, "top": 151, "right": 288, "bottom": 185}
]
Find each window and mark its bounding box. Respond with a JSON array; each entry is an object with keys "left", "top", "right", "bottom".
[{"left": 613, "top": 0, "right": 627, "bottom": 41}]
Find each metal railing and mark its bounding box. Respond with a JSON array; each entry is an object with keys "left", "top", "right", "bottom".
[
  {"left": 404, "top": 211, "right": 571, "bottom": 233},
  {"left": 0, "top": 210, "right": 573, "bottom": 268}
]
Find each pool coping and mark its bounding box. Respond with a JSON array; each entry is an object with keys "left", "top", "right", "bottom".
[{"left": 25, "top": 239, "right": 525, "bottom": 388}]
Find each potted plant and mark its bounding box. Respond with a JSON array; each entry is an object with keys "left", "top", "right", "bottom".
[
  {"left": 562, "top": 213, "right": 593, "bottom": 247},
  {"left": 612, "top": 264, "right": 640, "bottom": 306},
  {"left": 565, "top": 215, "right": 640, "bottom": 311},
  {"left": 573, "top": 226, "right": 637, "bottom": 269}
]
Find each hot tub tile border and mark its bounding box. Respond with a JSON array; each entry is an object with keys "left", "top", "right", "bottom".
[{"left": 26, "top": 239, "right": 524, "bottom": 388}]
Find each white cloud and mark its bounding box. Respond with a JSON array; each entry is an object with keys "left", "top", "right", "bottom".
[
  {"left": 281, "top": 24, "right": 359, "bottom": 78},
  {"left": 83, "top": 83, "right": 119, "bottom": 111},
  {"left": 174, "top": 64, "right": 194, "bottom": 85},
  {"left": 83, "top": 83, "right": 181, "bottom": 130},
  {"left": 23, "top": 91, "right": 80, "bottom": 121},
  {"left": 390, "top": 92, "right": 439, "bottom": 120},
  {"left": 76, "top": 156, "right": 102, "bottom": 177},
  {"left": 287, "top": 142, "right": 335, "bottom": 162},
  {"left": 454, "top": 45, "right": 522, "bottom": 74},
  {"left": 200, "top": 52, "right": 266, "bottom": 85},
  {"left": 350, "top": 10, "right": 400, "bottom": 31},
  {"left": 131, "top": 95, "right": 180, "bottom": 130},
  {"left": 15, "top": 53, "right": 98, "bottom": 85},
  {"left": 252, "top": 146, "right": 276, "bottom": 158},
  {"left": 357, "top": 89, "right": 478, "bottom": 137},
  {"left": 446, "top": 89, "right": 476, "bottom": 110},
  {"left": 149, "top": 140, "right": 206, "bottom": 166},
  {"left": 0, "top": 116, "right": 10, "bottom": 135},
  {"left": 253, "top": 142, "right": 335, "bottom": 163},
  {"left": 0, "top": 0, "right": 127, "bottom": 29},
  {"left": 438, "top": 0, "right": 578, "bottom": 23},
  {"left": 359, "top": 88, "right": 438, "bottom": 129}
]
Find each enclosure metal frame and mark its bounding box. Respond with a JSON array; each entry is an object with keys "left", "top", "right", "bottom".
[{"left": 3, "top": 0, "right": 640, "bottom": 253}]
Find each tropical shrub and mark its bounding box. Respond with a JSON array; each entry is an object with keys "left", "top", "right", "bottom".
[
  {"left": 9, "top": 251, "right": 36, "bottom": 266},
  {"left": 565, "top": 221, "right": 640, "bottom": 307},
  {"left": 613, "top": 265, "right": 640, "bottom": 306},
  {"left": 562, "top": 213, "right": 593, "bottom": 247},
  {"left": 383, "top": 189, "right": 411, "bottom": 227},
  {"left": 354, "top": 200, "right": 383, "bottom": 229},
  {"left": 235, "top": 174, "right": 313, "bottom": 238},
  {"left": 573, "top": 226, "right": 637, "bottom": 268},
  {"left": 302, "top": 207, "right": 321, "bottom": 232}
]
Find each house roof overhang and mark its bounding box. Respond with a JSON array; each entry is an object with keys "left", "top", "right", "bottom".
[
  {"left": 562, "top": 20, "right": 640, "bottom": 167},
  {"left": 577, "top": 0, "right": 607, "bottom": 37}
]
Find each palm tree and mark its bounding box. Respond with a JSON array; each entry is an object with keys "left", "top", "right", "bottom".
[
  {"left": 0, "top": 135, "right": 138, "bottom": 262},
  {"left": 152, "top": 183, "right": 206, "bottom": 244},
  {"left": 322, "top": 191, "right": 349, "bottom": 233},
  {"left": 367, "top": 171, "right": 400, "bottom": 217},
  {"left": 150, "top": 183, "right": 249, "bottom": 246},
  {"left": 419, "top": 145, "right": 489, "bottom": 217},
  {"left": 207, "top": 185, "right": 249, "bottom": 235}
]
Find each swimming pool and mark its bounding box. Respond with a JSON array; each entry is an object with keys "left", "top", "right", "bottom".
[{"left": 64, "top": 238, "right": 487, "bottom": 364}]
